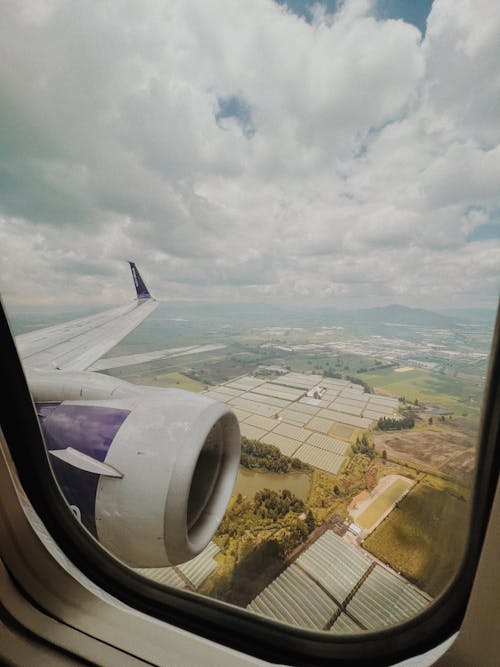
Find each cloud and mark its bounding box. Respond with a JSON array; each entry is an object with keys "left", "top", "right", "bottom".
[{"left": 0, "top": 0, "right": 499, "bottom": 311}]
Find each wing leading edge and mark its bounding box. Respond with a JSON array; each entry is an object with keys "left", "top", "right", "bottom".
[{"left": 16, "top": 263, "right": 158, "bottom": 372}]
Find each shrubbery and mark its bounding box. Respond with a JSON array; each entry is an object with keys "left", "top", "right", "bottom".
[
  {"left": 240, "top": 437, "right": 311, "bottom": 473},
  {"left": 377, "top": 415, "right": 415, "bottom": 430},
  {"left": 351, "top": 434, "right": 376, "bottom": 458},
  {"left": 345, "top": 375, "right": 372, "bottom": 393}
]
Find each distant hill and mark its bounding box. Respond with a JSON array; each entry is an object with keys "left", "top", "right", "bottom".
[
  {"left": 10, "top": 301, "right": 471, "bottom": 335},
  {"left": 157, "top": 302, "right": 457, "bottom": 328},
  {"left": 335, "top": 304, "right": 456, "bottom": 328},
  {"left": 437, "top": 308, "right": 497, "bottom": 324}
]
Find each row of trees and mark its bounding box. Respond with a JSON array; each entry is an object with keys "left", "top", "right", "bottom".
[
  {"left": 399, "top": 396, "right": 422, "bottom": 407},
  {"left": 240, "top": 437, "right": 311, "bottom": 473},
  {"left": 324, "top": 369, "right": 342, "bottom": 379},
  {"left": 377, "top": 415, "right": 415, "bottom": 430},
  {"left": 358, "top": 362, "right": 396, "bottom": 373},
  {"left": 345, "top": 375, "right": 372, "bottom": 393},
  {"left": 322, "top": 369, "right": 372, "bottom": 393}
]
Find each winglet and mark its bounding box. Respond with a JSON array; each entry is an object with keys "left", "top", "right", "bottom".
[{"left": 128, "top": 261, "right": 153, "bottom": 300}]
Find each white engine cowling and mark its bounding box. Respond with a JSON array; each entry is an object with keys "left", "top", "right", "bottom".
[
  {"left": 30, "top": 371, "right": 241, "bottom": 567},
  {"left": 94, "top": 390, "right": 240, "bottom": 567}
]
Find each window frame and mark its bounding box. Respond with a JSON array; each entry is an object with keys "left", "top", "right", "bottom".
[{"left": 0, "top": 299, "right": 499, "bottom": 666}]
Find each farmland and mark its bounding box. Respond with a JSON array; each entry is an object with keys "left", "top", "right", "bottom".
[
  {"left": 363, "top": 480, "right": 468, "bottom": 596},
  {"left": 354, "top": 477, "right": 413, "bottom": 530},
  {"left": 248, "top": 530, "right": 429, "bottom": 631},
  {"left": 373, "top": 419, "right": 477, "bottom": 483},
  {"left": 357, "top": 367, "right": 483, "bottom": 416},
  {"left": 94, "top": 303, "right": 487, "bottom": 614},
  {"left": 126, "top": 370, "right": 206, "bottom": 391}
]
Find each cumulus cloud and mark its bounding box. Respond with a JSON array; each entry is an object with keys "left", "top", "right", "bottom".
[{"left": 0, "top": 0, "right": 499, "bottom": 310}]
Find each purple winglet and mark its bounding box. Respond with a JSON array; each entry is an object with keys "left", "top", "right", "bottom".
[{"left": 128, "top": 261, "right": 152, "bottom": 299}]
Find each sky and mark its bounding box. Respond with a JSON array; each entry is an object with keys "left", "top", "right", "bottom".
[{"left": 0, "top": 0, "right": 499, "bottom": 311}]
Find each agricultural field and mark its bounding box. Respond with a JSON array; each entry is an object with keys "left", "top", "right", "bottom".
[
  {"left": 248, "top": 530, "right": 430, "bottom": 632},
  {"left": 345, "top": 565, "right": 428, "bottom": 630},
  {"left": 154, "top": 371, "right": 207, "bottom": 391},
  {"left": 287, "top": 353, "right": 379, "bottom": 376},
  {"left": 202, "top": 448, "right": 388, "bottom": 603},
  {"left": 296, "top": 530, "right": 371, "bottom": 603},
  {"left": 363, "top": 480, "right": 468, "bottom": 596},
  {"left": 373, "top": 421, "right": 477, "bottom": 483},
  {"left": 355, "top": 477, "right": 413, "bottom": 530},
  {"left": 357, "top": 367, "right": 484, "bottom": 416},
  {"left": 247, "top": 563, "right": 335, "bottom": 630},
  {"left": 137, "top": 541, "right": 221, "bottom": 591},
  {"left": 330, "top": 423, "right": 356, "bottom": 441},
  {"left": 112, "top": 370, "right": 206, "bottom": 392}
]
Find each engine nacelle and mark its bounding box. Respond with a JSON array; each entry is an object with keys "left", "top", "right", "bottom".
[{"left": 33, "top": 374, "right": 240, "bottom": 567}]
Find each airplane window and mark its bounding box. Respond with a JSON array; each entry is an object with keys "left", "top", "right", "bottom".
[
  {"left": 1, "top": 0, "right": 499, "bottom": 661},
  {"left": 3, "top": 260, "right": 497, "bottom": 642}
]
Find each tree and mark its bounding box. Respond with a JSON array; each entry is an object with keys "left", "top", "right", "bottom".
[
  {"left": 377, "top": 415, "right": 414, "bottom": 431},
  {"left": 382, "top": 450, "right": 387, "bottom": 462},
  {"left": 305, "top": 510, "right": 316, "bottom": 532},
  {"left": 352, "top": 434, "right": 376, "bottom": 459},
  {"left": 346, "top": 375, "right": 372, "bottom": 393},
  {"left": 240, "top": 437, "right": 311, "bottom": 473}
]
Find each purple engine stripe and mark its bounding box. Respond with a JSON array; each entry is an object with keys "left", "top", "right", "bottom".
[{"left": 37, "top": 403, "right": 129, "bottom": 536}]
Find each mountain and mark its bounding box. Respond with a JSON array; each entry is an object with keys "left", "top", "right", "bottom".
[
  {"left": 339, "top": 304, "right": 456, "bottom": 327},
  {"left": 437, "top": 308, "right": 497, "bottom": 324},
  {"left": 158, "top": 302, "right": 457, "bottom": 328}
]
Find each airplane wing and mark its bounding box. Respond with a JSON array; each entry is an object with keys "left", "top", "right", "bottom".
[
  {"left": 4, "top": 262, "right": 241, "bottom": 569},
  {"left": 88, "top": 344, "right": 227, "bottom": 371},
  {"left": 15, "top": 262, "right": 158, "bottom": 372}
]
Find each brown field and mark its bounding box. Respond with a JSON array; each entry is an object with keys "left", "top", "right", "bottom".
[{"left": 373, "top": 423, "right": 477, "bottom": 480}]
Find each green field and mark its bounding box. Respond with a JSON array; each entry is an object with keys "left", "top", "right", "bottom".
[
  {"left": 363, "top": 481, "right": 468, "bottom": 596},
  {"left": 356, "top": 478, "right": 412, "bottom": 529},
  {"left": 156, "top": 371, "right": 206, "bottom": 391},
  {"left": 358, "top": 367, "right": 483, "bottom": 415},
  {"left": 127, "top": 371, "right": 206, "bottom": 392},
  {"left": 287, "top": 352, "right": 378, "bottom": 375}
]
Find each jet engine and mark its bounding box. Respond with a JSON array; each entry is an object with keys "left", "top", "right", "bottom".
[{"left": 30, "top": 371, "right": 240, "bottom": 567}]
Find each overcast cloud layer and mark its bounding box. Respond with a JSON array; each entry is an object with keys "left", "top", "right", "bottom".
[{"left": 0, "top": 0, "right": 499, "bottom": 310}]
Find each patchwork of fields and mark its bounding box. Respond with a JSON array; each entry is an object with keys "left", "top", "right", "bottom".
[
  {"left": 248, "top": 531, "right": 429, "bottom": 632},
  {"left": 203, "top": 372, "right": 399, "bottom": 475},
  {"left": 136, "top": 541, "right": 220, "bottom": 591},
  {"left": 132, "top": 369, "right": 469, "bottom": 631},
  {"left": 358, "top": 367, "right": 483, "bottom": 416},
  {"left": 363, "top": 481, "right": 468, "bottom": 596}
]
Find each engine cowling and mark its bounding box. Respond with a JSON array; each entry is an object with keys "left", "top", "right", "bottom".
[{"left": 31, "top": 372, "right": 240, "bottom": 568}]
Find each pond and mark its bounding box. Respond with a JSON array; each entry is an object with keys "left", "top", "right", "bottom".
[{"left": 233, "top": 467, "right": 312, "bottom": 502}]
